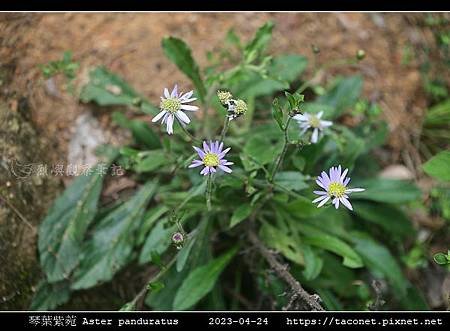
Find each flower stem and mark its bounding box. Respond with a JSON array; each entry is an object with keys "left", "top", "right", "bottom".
[
  {"left": 178, "top": 122, "right": 201, "bottom": 144},
  {"left": 269, "top": 117, "right": 292, "bottom": 183},
  {"left": 219, "top": 116, "right": 230, "bottom": 142},
  {"left": 206, "top": 173, "right": 213, "bottom": 211}
]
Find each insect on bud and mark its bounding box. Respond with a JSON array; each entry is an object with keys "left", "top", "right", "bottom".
[{"left": 226, "top": 99, "right": 248, "bottom": 121}]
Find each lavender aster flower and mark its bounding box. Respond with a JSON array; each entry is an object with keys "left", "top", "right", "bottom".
[
  {"left": 152, "top": 84, "right": 199, "bottom": 135},
  {"left": 189, "top": 140, "right": 233, "bottom": 176},
  {"left": 293, "top": 111, "right": 332, "bottom": 143},
  {"left": 313, "top": 165, "right": 365, "bottom": 211}
]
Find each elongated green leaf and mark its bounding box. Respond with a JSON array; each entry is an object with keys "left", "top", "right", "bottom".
[
  {"left": 244, "top": 21, "right": 274, "bottom": 63},
  {"left": 352, "top": 178, "right": 422, "bottom": 203},
  {"left": 350, "top": 232, "right": 408, "bottom": 296},
  {"left": 352, "top": 201, "right": 414, "bottom": 239},
  {"left": 423, "top": 151, "right": 450, "bottom": 182},
  {"left": 272, "top": 98, "right": 284, "bottom": 130},
  {"left": 71, "top": 181, "right": 158, "bottom": 289},
  {"left": 269, "top": 54, "right": 308, "bottom": 83},
  {"left": 139, "top": 217, "right": 175, "bottom": 264},
  {"left": 80, "top": 66, "right": 141, "bottom": 106},
  {"left": 274, "top": 171, "right": 308, "bottom": 192},
  {"left": 134, "top": 150, "right": 168, "bottom": 173},
  {"left": 112, "top": 112, "right": 161, "bottom": 149},
  {"left": 260, "top": 222, "right": 304, "bottom": 265},
  {"left": 176, "top": 235, "right": 197, "bottom": 272},
  {"left": 173, "top": 247, "right": 238, "bottom": 310},
  {"left": 302, "top": 245, "right": 323, "bottom": 280},
  {"left": 38, "top": 163, "right": 112, "bottom": 282},
  {"left": 162, "top": 37, "right": 206, "bottom": 102},
  {"left": 30, "top": 280, "right": 71, "bottom": 310},
  {"left": 295, "top": 223, "right": 363, "bottom": 268},
  {"left": 317, "top": 75, "right": 363, "bottom": 118},
  {"left": 229, "top": 203, "right": 252, "bottom": 228}
]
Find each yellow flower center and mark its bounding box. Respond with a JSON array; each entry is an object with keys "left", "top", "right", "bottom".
[
  {"left": 203, "top": 153, "right": 219, "bottom": 167},
  {"left": 160, "top": 98, "right": 181, "bottom": 113},
  {"left": 235, "top": 99, "right": 247, "bottom": 115},
  {"left": 328, "top": 182, "right": 346, "bottom": 198},
  {"left": 309, "top": 115, "right": 321, "bottom": 128}
]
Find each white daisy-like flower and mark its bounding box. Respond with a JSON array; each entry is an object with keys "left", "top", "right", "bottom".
[
  {"left": 313, "top": 165, "right": 365, "bottom": 211},
  {"left": 152, "top": 84, "right": 199, "bottom": 135},
  {"left": 292, "top": 111, "right": 332, "bottom": 143}
]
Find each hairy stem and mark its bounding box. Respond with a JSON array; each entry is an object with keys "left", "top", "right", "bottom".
[
  {"left": 179, "top": 122, "right": 201, "bottom": 144},
  {"left": 269, "top": 116, "right": 292, "bottom": 182},
  {"left": 131, "top": 254, "right": 177, "bottom": 310},
  {"left": 248, "top": 230, "right": 324, "bottom": 311},
  {"left": 219, "top": 116, "right": 230, "bottom": 142},
  {"left": 206, "top": 173, "right": 213, "bottom": 211}
]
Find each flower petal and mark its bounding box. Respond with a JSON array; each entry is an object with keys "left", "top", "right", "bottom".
[
  {"left": 166, "top": 114, "right": 174, "bottom": 135},
  {"left": 340, "top": 197, "right": 353, "bottom": 211},
  {"left": 200, "top": 167, "right": 209, "bottom": 176},
  {"left": 317, "top": 196, "right": 330, "bottom": 208},
  {"left": 345, "top": 188, "right": 365, "bottom": 193},
  {"left": 218, "top": 164, "right": 232, "bottom": 173},
  {"left": 189, "top": 160, "right": 203, "bottom": 168},
  {"left": 164, "top": 88, "right": 170, "bottom": 98},
  {"left": 203, "top": 141, "right": 209, "bottom": 152},
  {"left": 311, "top": 128, "right": 319, "bottom": 143},
  {"left": 175, "top": 110, "right": 191, "bottom": 124},
  {"left": 313, "top": 190, "right": 328, "bottom": 195},
  {"left": 180, "top": 104, "right": 199, "bottom": 111},
  {"left": 340, "top": 168, "right": 349, "bottom": 183},
  {"left": 312, "top": 195, "right": 328, "bottom": 204},
  {"left": 171, "top": 84, "right": 178, "bottom": 97},
  {"left": 152, "top": 110, "right": 167, "bottom": 123}
]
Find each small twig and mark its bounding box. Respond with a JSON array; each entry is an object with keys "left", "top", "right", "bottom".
[
  {"left": 0, "top": 193, "right": 36, "bottom": 232},
  {"left": 248, "top": 230, "right": 324, "bottom": 311}
]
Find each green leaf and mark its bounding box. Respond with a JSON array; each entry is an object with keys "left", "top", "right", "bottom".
[
  {"left": 229, "top": 203, "right": 253, "bottom": 228},
  {"left": 274, "top": 171, "right": 308, "bottom": 192},
  {"left": 137, "top": 205, "right": 169, "bottom": 246},
  {"left": 433, "top": 252, "right": 450, "bottom": 265},
  {"left": 283, "top": 196, "right": 323, "bottom": 218},
  {"left": 38, "top": 162, "right": 112, "bottom": 282},
  {"left": 119, "top": 302, "right": 136, "bottom": 311},
  {"left": 238, "top": 75, "right": 288, "bottom": 98},
  {"left": 134, "top": 150, "right": 168, "bottom": 173},
  {"left": 302, "top": 246, "right": 324, "bottom": 280},
  {"left": 260, "top": 222, "right": 304, "bottom": 265},
  {"left": 317, "top": 75, "right": 363, "bottom": 118},
  {"left": 30, "top": 281, "right": 71, "bottom": 310},
  {"left": 173, "top": 247, "right": 238, "bottom": 310},
  {"left": 269, "top": 55, "right": 308, "bottom": 83},
  {"left": 352, "top": 201, "right": 414, "bottom": 239},
  {"left": 423, "top": 151, "right": 450, "bottom": 182},
  {"left": 139, "top": 218, "right": 175, "bottom": 264},
  {"left": 148, "top": 281, "right": 165, "bottom": 292},
  {"left": 162, "top": 37, "right": 206, "bottom": 102},
  {"left": 352, "top": 178, "right": 422, "bottom": 203},
  {"left": 243, "top": 135, "right": 282, "bottom": 166},
  {"left": 112, "top": 112, "right": 161, "bottom": 149},
  {"left": 244, "top": 21, "right": 274, "bottom": 63},
  {"left": 80, "top": 66, "right": 142, "bottom": 106},
  {"left": 350, "top": 232, "right": 408, "bottom": 296},
  {"left": 295, "top": 223, "right": 363, "bottom": 268},
  {"left": 176, "top": 236, "right": 198, "bottom": 272},
  {"left": 71, "top": 181, "right": 158, "bottom": 289},
  {"left": 272, "top": 98, "right": 284, "bottom": 130}
]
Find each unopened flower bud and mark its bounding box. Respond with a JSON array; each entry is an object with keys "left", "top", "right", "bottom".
[
  {"left": 172, "top": 232, "right": 184, "bottom": 246},
  {"left": 217, "top": 90, "right": 233, "bottom": 105},
  {"left": 356, "top": 49, "right": 366, "bottom": 61},
  {"left": 311, "top": 44, "right": 320, "bottom": 54}
]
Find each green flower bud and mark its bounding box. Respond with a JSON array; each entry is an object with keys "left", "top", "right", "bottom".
[{"left": 356, "top": 49, "right": 366, "bottom": 61}]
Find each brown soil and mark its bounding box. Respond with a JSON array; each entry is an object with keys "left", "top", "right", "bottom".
[
  {"left": 0, "top": 12, "right": 445, "bottom": 310},
  {"left": 5, "top": 13, "right": 439, "bottom": 166}
]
